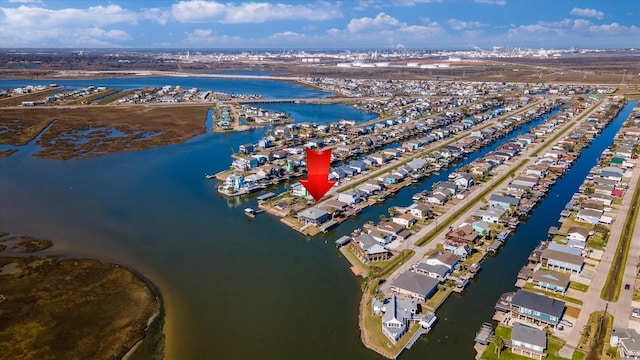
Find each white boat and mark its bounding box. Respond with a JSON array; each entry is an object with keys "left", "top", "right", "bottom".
[{"left": 205, "top": 174, "right": 215, "bottom": 179}]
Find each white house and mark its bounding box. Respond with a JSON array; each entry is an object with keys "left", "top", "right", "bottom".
[
  {"left": 567, "top": 227, "right": 590, "bottom": 243},
  {"left": 511, "top": 323, "right": 546, "bottom": 360},
  {"left": 392, "top": 213, "right": 416, "bottom": 228}
]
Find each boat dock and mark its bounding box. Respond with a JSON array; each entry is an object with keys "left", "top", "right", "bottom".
[
  {"left": 474, "top": 322, "right": 494, "bottom": 345},
  {"left": 244, "top": 208, "right": 265, "bottom": 218}
]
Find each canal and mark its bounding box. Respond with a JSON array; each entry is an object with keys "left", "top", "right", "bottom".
[
  {"left": 320, "top": 105, "right": 565, "bottom": 240},
  {"left": 398, "top": 101, "right": 637, "bottom": 360},
  {"left": 1, "top": 72, "right": 634, "bottom": 360}
]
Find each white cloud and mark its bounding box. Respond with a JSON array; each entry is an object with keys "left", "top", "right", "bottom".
[
  {"left": 473, "top": 0, "right": 506, "bottom": 5},
  {"left": 0, "top": 4, "right": 143, "bottom": 28},
  {"left": 446, "top": 18, "right": 484, "bottom": 31},
  {"left": 84, "top": 27, "right": 131, "bottom": 41},
  {"left": 347, "top": 12, "right": 403, "bottom": 33},
  {"left": 570, "top": 7, "right": 604, "bottom": 20},
  {"left": 171, "top": 0, "right": 341, "bottom": 24},
  {"left": 589, "top": 22, "right": 639, "bottom": 34}
]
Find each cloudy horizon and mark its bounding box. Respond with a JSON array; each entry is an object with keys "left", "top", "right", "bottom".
[{"left": 0, "top": 0, "right": 637, "bottom": 50}]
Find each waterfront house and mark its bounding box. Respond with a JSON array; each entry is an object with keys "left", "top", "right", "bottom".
[
  {"left": 390, "top": 271, "right": 440, "bottom": 302},
  {"left": 475, "top": 206, "right": 506, "bottom": 224},
  {"left": 239, "top": 143, "right": 254, "bottom": 154},
  {"left": 599, "top": 166, "right": 624, "bottom": 184},
  {"left": 531, "top": 270, "right": 570, "bottom": 294},
  {"left": 297, "top": 207, "right": 331, "bottom": 226},
  {"left": 443, "top": 242, "right": 471, "bottom": 258},
  {"left": 393, "top": 214, "right": 416, "bottom": 228},
  {"left": 414, "top": 263, "right": 450, "bottom": 282},
  {"left": 407, "top": 158, "right": 428, "bottom": 172},
  {"left": 338, "top": 190, "right": 363, "bottom": 205},
  {"left": 547, "top": 242, "right": 582, "bottom": 257},
  {"left": 576, "top": 208, "right": 603, "bottom": 224},
  {"left": 510, "top": 175, "right": 539, "bottom": 189},
  {"left": 489, "top": 194, "right": 520, "bottom": 210},
  {"left": 445, "top": 224, "right": 479, "bottom": 245},
  {"left": 350, "top": 233, "right": 390, "bottom": 263},
  {"left": 425, "top": 251, "right": 459, "bottom": 270},
  {"left": 510, "top": 290, "right": 565, "bottom": 328},
  {"left": 454, "top": 174, "right": 474, "bottom": 189},
  {"left": 540, "top": 248, "right": 584, "bottom": 274},
  {"left": 438, "top": 181, "right": 459, "bottom": 195},
  {"left": 426, "top": 193, "right": 447, "bottom": 206},
  {"left": 373, "top": 295, "right": 418, "bottom": 343},
  {"left": 588, "top": 193, "right": 614, "bottom": 206},
  {"left": 581, "top": 200, "right": 605, "bottom": 212},
  {"left": 472, "top": 221, "right": 491, "bottom": 236},
  {"left": 567, "top": 227, "right": 590, "bottom": 243},
  {"left": 409, "top": 204, "right": 431, "bottom": 219},
  {"left": 611, "top": 328, "right": 640, "bottom": 359},
  {"left": 290, "top": 182, "right": 309, "bottom": 198},
  {"left": 511, "top": 323, "right": 547, "bottom": 360}
]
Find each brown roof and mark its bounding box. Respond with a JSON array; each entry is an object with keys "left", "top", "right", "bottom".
[
  {"left": 567, "top": 227, "right": 590, "bottom": 237},
  {"left": 541, "top": 248, "right": 583, "bottom": 266}
]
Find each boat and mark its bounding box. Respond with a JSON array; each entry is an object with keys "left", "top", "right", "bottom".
[
  {"left": 244, "top": 208, "right": 256, "bottom": 218},
  {"left": 205, "top": 174, "right": 216, "bottom": 179}
]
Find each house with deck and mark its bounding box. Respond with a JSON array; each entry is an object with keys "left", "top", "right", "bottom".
[
  {"left": 540, "top": 248, "right": 584, "bottom": 274},
  {"left": 390, "top": 271, "right": 440, "bottom": 302},
  {"left": 531, "top": 270, "right": 570, "bottom": 294},
  {"left": 489, "top": 194, "right": 520, "bottom": 211},
  {"left": 350, "top": 233, "right": 390, "bottom": 263},
  {"left": 511, "top": 322, "right": 547, "bottom": 360},
  {"left": 510, "top": 290, "right": 565, "bottom": 328}
]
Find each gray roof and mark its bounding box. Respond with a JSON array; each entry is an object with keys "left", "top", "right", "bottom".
[
  {"left": 567, "top": 226, "right": 590, "bottom": 237},
  {"left": 512, "top": 322, "right": 547, "bottom": 349},
  {"left": 489, "top": 194, "right": 520, "bottom": 205},
  {"left": 391, "top": 271, "right": 440, "bottom": 297},
  {"left": 415, "top": 263, "right": 450, "bottom": 278},
  {"left": 613, "top": 328, "right": 640, "bottom": 352},
  {"left": 531, "top": 270, "right": 570, "bottom": 289},
  {"left": 547, "top": 242, "right": 582, "bottom": 256},
  {"left": 542, "top": 248, "right": 584, "bottom": 266},
  {"left": 511, "top": 290, "right": 565, "bottom": 319},
  {"left": 297, "top": 207, "right": 329, "bottom": 220}
]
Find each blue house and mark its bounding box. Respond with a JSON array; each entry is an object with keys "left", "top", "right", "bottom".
[
  {"left": 509, "top": 290, "right": 565, "bottom": 328},
  {"left": 489, "top": 194, "right": 520, "bottom": 210}
]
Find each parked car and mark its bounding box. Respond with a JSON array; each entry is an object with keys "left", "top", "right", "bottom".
[
  {"left": 632, "top": 308, "right": 640, "bottom": 319},
  {"left": 560, "top": 319, "right": 574, "bottom": 327}
]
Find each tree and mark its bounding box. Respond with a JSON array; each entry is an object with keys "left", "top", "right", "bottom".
[
  {"left": 606, "top": 346, "right": 618, "bottom": 358},
  {"left": 492, "top": 335, "right": 504, "bottom": 357}
]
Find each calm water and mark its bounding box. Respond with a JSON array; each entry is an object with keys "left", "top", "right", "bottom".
[{"left": 0, "top": 74, "right": 633, "bottom": 359}]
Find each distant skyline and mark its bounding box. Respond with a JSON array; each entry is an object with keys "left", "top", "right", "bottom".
[{"left": 0, "top": 0, "right": 638, "bottom": 50}]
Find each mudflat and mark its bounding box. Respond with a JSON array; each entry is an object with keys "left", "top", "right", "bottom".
[
  {"left": 0, "top": 255, "right": 162, "bottom": 360},
  {"left": 0, "top": 105, "right": 209, "bottom": 159}
]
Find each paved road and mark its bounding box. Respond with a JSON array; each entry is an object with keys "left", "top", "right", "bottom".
[
  {"left": 325, "top": 99, "right": 544, "bottom": 199},
  {"left": 557, "top": 128, "right": 640, "bottom": 357},
  {"left": 379, "top": 99, "right": 605, "bottom": 294}
]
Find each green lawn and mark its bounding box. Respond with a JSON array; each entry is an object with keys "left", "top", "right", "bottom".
[
  {"left": 570, "top": 282, "right": 590, "bottom": 292},
  {"left": 361, "top": 293, "right": 420, "bottom": 358},
  {"left": 481, "top": 330, "right": 570, "bottom": 360},
  {"left": 424, "top": 286, "right": 453, "bottom": 311},
  {"left": 522, "top": 283, "right": 583, "bottom": 305}
]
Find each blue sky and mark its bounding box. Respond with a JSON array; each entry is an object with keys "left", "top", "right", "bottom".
[{"left": 0, "top": 0, "right": 637, "bottom": 49}]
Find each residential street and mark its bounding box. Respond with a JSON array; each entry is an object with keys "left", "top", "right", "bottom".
[{"left": 558, "top": 146, "right": 640, "bottom": 358}]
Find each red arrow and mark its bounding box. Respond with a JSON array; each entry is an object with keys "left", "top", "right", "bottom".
[{"left": 300, "top": 148, "right": 336, "bottom": 201}]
